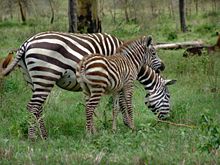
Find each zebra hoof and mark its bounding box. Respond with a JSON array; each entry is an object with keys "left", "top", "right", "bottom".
[
  {"left": 40, "top": 135, "right": 48, "bottom": 140},
  {"left": 158, "top": 114, "right": 170, "bottom": 120},
  {"left": 86, "top": 126, "right": 96, "bottom": 135},
  {"left": 131, "top": 127, "right": 136, "bottom": 133},
  {"left": 130, "top": 125, "right": 136, "bottom": 131},
  {"left": 112, "top": 128, "right": 117, "bottom": 134},
  {"left": 28, "top": 135, "right": 37, "bottom": 142}
]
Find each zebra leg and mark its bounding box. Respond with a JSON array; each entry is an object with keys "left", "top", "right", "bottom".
[
  {"left": 118, "top": 91, "right": 132, "bottom": 129},
  {"left": 112, "top": 94, "right": 120, "bottom": 132},
  {"left": 121, "top": 84, "right": 135, "bottom": 130},
  {"left": 27, "top": 104, "right": 38, "bottom": 140},
  {"left": 27, "top": 90, "right": 51, "bottom": 140},
  {"left": 27, "top": 105, "right": 47, "bottom": 140},
  {"left": 85, "top": 93, "right": 102, "bottom": 134},
  {"left": 27, "top": 104, "right": 47, "bottom": 140}
]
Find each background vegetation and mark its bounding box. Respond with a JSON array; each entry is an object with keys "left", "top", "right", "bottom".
[{"left": 0, "top": 0, "right": 220, "bottom": 164}]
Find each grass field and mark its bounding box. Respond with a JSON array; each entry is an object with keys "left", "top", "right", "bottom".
[{"left": 0, "top": 4, "right": 220, "bottom": 164}]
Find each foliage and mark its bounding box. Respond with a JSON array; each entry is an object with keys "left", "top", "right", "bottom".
[
  {"left": 0, "top": 0, "right": 220, "bottom": 164},
  {"left": 195, "top": 23, "right": 218, "bottom": 34},
  {"left": 111, "top": 21, "right": 141, "bottom": 39},
  {"left": 167, "top": 31, "right": 178, "bottom": 41},
  {"left": 199, "top": 114, "right": 220, "bottom": 153}
]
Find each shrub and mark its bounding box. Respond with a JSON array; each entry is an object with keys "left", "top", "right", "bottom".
[{"left": 198, "top": 114, "right": 220, "bottom": 153}]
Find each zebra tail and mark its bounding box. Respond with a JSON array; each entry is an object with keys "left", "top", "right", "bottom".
[
  {"left": 2, "top": 52, "right": 14, "bottom": 69},
  {"left": 1, "top": 47, "right": 25, "bottom": 76}
]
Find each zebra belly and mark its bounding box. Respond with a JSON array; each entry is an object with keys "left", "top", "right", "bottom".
[{"left": 56, "top": 69, "right": 81, "bottom": 91}]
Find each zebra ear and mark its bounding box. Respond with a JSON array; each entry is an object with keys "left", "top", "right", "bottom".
[
  {"left": 146, "top": 35, "right": 153, "bottom": 47},
  {"left": 164, "top": 79, "right": 177, "bottom": 86}
]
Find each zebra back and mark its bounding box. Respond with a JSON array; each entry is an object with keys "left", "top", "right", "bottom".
[{"left": 77, "top": 35, "right": 154, "bottom": 89}]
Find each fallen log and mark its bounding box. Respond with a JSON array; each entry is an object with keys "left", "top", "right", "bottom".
[
  {"left": 182, "top": 33, "right": 220, "bottom": 57},
  {"left": 155, "top": 40, "right": 204, "bottom": 50}
]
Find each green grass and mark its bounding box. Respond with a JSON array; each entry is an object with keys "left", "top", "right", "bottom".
[{"left": 1, "top": 4, "right": 220, "bottom": 164}]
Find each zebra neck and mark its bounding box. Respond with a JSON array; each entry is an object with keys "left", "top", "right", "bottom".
[{"left": 121, "top": 47, "right": 145, "bottom": 71}]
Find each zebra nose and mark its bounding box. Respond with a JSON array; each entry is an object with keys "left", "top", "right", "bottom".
[
  {"left": 158, "top": 113, "right": 170, "bottom": 120},
  {"left": 159, "top": 62, "right": 165, "bottom": 71}
]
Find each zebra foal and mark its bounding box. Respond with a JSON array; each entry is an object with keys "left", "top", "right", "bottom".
[{"left": 76, "top": 35, "right": 155, "bottom": 133}]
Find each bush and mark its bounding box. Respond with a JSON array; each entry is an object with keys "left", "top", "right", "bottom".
[
  {"left": 199, "top": 114, "right": 220, "bottom": 153},
  {"left": 167, "top": 31, "right": 178, "bottom": 41}
]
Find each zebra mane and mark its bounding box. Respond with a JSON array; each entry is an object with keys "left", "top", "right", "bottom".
[{"left": 116, "top": 36, "right": 146, "bottom": 54}]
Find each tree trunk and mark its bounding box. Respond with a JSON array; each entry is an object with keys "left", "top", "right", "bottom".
[
  {"left": 212, "top": 0, "right": 216, "bottom": 12},
  {"left": 77, "top": 0, "right": 101, "bottom": 33},
  {"left": 68, "top": 0, "right": 77, "bottom": 33},
  {"left": 168, "top": 0, "right": 173, "bottom": 18},
  {"left": 150, "top": 0, "right": 156, "bottom": 16},
  {"left": 99, "top": 0, "right": 104, "bottom": 17},
  {"left": 48, "top": 0, "right": 54, "bottom": 24},
  {"left": 194, "top": 0, "right": 199, "bottom": 15},
  {"left": 131, "top": 0, "right": 137, "bottom": 22},
  {"left": 17, "top": 0, "right": 26, "bottom": 23},
  {"left": 179, "top": 0, "right": 187, "bottom": 32},
  {"left": 113, "top": 0, "right": 116, "bottom": 23},
  {"left": 124, "top": 0, "right": 129, "bottom": 22},
  {"left": 186, "top": 0, "right": 192, "bottom": 17}
]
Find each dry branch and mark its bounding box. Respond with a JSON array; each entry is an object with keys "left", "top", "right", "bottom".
[
  {"left": 156, "top": 119, "right": 196, "bottom": 128},
  {"left": 155, "top": 40, "right": 204, "bottom": 50}
]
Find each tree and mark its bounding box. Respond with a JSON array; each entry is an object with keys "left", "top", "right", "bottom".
[
  {"left": 68, "top": 0, "right": 77, "bottom": 32},
  {"left": 48, "top": 0, "right": 54, "bottom": 24},
  {"left": 179, "top": 0, "right": 187, "bottom": 32},
  {"left": 194, "top": 0, "right": 199, "bottom": 15},
  {"left": 123, "top": 0, "right": 129, "bottom": 22},
  {"left": 77, "top": 0, "right": 101, "bottom": 33},
  {"left": 17, "top": 0, "right": 27, "bottom": 23}
]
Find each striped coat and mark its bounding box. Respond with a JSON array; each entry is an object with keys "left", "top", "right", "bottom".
[
  {"left": 112, "top": 65, "right": 176, "bottom": 131},
  {"left": 1, "top": 32, "right": 165, "bottom": 139},
  {"left": 76, "top": 36, "right": 156, "bottom": 133}
]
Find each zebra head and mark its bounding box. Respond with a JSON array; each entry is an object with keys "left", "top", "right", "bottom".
[
  {"left": 145, "top": 79, "right": 177, "bottom": 119},
  {"left": 145, "top": 36, "right": 165, "bottom": 73}
]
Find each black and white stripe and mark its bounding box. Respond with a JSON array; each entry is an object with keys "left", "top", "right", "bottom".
[
  {"left": 112, "top": 65, "right": 176, "bottom": 131},
  {"left": 2, "top": 31, "right": 165, "bottom": 139},
  {"left": 76, "top": 36, "right": 155, "bottom": 133},
  {"left": 138, "top": 66, "right": 176, "bottom": 119}
]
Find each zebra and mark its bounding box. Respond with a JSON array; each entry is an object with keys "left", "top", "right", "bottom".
[
  {"left": 1, "top": 31, "right": 165, "bottom": 139},
  {"left": 112, "top": 65, "right": 176, "bottom": 131},
  {"left": 76, "top": 35, "right": 168, "bottom": 133}
]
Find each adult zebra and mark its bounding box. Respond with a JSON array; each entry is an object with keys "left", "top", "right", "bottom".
[
  {"left": 1, "top": 31, "right": 165, "bottom": 140},
  {"left": 112, "top": 65, "right": 176, "bottom": 131},
  {"left": 76, "top": 36, "right": 176, "bottom": 133}
]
